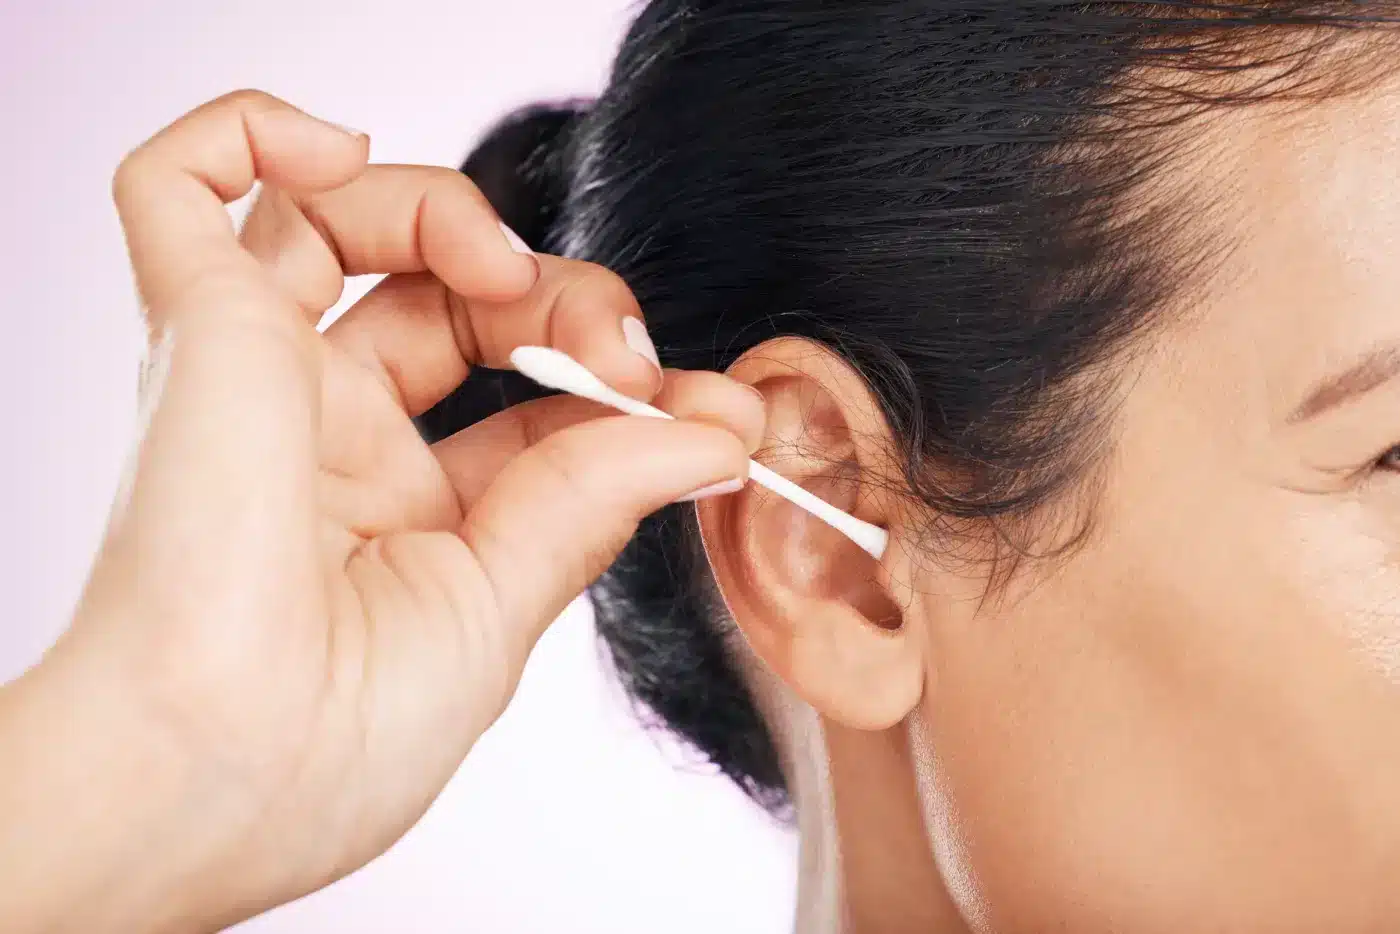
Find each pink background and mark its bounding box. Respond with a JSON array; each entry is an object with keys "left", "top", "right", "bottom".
[{"left": 0, "top": 2, "right": 794, "bottom": 930}]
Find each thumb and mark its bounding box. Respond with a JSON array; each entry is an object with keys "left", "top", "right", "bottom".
[{"left": 459, "top": 414, "right": 750, "bottom": 660}]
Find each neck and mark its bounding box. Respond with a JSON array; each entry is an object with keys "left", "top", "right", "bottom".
[{"left": 778, "top": 700, "right": 971, "bottom": 934}]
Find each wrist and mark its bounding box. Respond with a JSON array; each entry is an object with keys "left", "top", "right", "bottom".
[{"left": 0, "top": 632, "right": 230, "bottom": 933}]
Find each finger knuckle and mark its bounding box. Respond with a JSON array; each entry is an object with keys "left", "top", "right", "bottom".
[
  {"left": 562, "top": 263, "right": 642, "bottom": 318},
  {"left": 585, "top": 264, "right": 639, "bottom": 307},
  {"left": 431, "top": 164, "right": 477, "bottom": 190},
  {"left": 426, "top": 169, "right": 492, "bottom": 216},
  {"left": 111, "top": 150, "right": 151, "bottom": 208},
  {"left": 219, "top": 88, "right": 281, "bottom": 112}
]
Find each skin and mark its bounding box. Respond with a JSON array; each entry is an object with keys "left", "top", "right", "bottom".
[
  {"left": 0, "top": 91, "right": 763, "bottom": 932},
  {"left": 7, "top": 71, "right": 1400, "bottom": 934},
  {"left": 698, "top": 71, "right": 1400, "bottom": 932}
]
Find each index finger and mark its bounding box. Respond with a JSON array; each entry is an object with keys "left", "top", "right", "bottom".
[
  {"left": 239, "top": 165, "right": 541, "bottom": 320},
  {"left": 112, "top": 89, "right": 369, "bottom": 328}
]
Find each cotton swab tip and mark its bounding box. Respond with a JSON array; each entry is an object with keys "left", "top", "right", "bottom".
[
  {"left": 508, "top": 345, "right": 889, "bottom": 560},
  {"left": 510, "top": 345, "right": 669, "bottom": 419},
  {"left": 508, "top": 346, "right": 604, "bottom": 397}
]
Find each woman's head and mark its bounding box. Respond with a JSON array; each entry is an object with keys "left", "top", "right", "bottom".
[{"left": 447, "top": 2, "right": 1400, "bottom": 928}]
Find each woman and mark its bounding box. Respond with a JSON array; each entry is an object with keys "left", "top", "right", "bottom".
[
  {"left": 450, "top": 2, "right": 1400, "bottom": 929},
  {"left": 5, "top": 1, "right": 1400, "bottom": 931}
]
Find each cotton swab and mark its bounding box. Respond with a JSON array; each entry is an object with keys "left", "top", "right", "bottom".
[{"left": 508, "top": 346, "right": 889, "bottom": 560}]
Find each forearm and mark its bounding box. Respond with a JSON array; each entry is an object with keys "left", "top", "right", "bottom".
[{"left": 0, "top": 637, "right": 214, "bottom": 933}]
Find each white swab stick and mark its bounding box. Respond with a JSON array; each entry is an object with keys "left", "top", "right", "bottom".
[{"left": 508, "top": 346, "right": 889, "bottom": 560}]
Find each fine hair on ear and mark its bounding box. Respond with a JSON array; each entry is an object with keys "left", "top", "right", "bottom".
[{"left": 426, "top": 1, "right": 1400, "bottom": 815}]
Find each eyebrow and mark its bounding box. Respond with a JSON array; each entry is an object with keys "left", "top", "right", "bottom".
[{"left": 1289, "top": 343, "right": 1400, "bottom": 424}]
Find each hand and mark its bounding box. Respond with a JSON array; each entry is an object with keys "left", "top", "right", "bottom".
[{"left": 3, "top": 91, "right": 762, "bottom": 933}]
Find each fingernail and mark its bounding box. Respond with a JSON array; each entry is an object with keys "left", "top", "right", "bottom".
[
  {"left": 622, "top": 317, "right": 662, "bottom": 372},
  {"left": 499, "top": 220, "right": 534, "bottom": 255},
  {"left": 674, "top": 477, "right": 746, "bottom": 504},
  {"left": 329, "top": 121, "right": 367, "bottom": 139}
]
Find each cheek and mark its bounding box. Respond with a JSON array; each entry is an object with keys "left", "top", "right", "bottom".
[
  {"left": 1293, "top": 491, "right": 1400, "bottom": 681},
  {"left": 912, "top": 490, "right": 1400, "bottom": 933}
]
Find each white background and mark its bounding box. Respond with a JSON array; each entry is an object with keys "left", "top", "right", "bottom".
[{"left": 0, "top": 2, "right": 795, "bottom": 930}]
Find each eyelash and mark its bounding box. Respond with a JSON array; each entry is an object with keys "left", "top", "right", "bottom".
[{"left": 1377, "top": 446, "right": 1400, "bottom": 473}]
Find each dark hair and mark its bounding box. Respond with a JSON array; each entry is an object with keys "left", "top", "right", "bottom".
[{"left": 424, "top": 0, "right": 1400, "bottom": 816}]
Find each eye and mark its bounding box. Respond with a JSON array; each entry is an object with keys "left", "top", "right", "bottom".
[{"left": 1378, "top": 445, "right": 1400, "bottom": 472}]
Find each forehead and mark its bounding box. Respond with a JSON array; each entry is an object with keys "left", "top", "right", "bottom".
[{"left": 1167, "top": 76, "right": 1400, "bottom": 416}]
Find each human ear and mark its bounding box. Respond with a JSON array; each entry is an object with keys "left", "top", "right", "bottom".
[{"left": 694, "top": 337, "right": 924, "bottom": 731}]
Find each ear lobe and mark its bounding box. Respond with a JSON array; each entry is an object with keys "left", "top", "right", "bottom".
[{"left": 694, "top": 338, "right": 925, "bottom": 732}]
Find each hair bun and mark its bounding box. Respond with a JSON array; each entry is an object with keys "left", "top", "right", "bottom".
[{"left": 459, "top": 100, "right": 590, "bottom": 252}]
